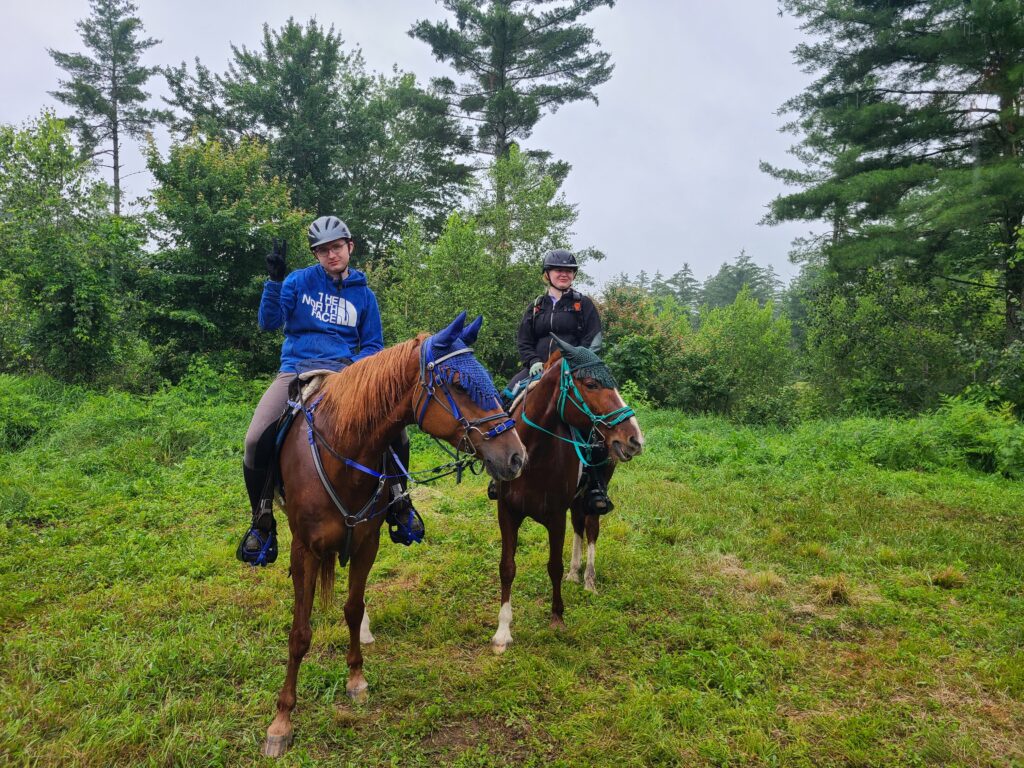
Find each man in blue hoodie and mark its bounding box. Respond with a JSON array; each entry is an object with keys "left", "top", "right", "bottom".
[{"left": 237, "top": 215, "right": 388, "bottom": 565}]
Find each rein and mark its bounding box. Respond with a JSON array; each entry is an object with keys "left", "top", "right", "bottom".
[
  {"left": 295, "top": 340, "right": 516, "bottom": 527},
  {"left": 521, "top": 358, "right": 635, "bottom": 467}
]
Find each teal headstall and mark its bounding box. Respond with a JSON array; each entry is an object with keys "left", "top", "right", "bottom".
[{"left": 521, "top": 354, "right": 635, "bottom": 467}]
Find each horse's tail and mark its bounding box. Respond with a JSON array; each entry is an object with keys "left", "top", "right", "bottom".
[{"left": 318, "top": 554, "right": 336, "bottom": 610}]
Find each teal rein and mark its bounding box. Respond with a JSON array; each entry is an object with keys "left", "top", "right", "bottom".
[{"left": 521, "top": 358, "right": 635, "bottom": 467}]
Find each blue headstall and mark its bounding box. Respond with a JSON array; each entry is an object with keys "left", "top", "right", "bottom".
[{"left": 415, "top": 312, "right": 516, "bottom": 445}]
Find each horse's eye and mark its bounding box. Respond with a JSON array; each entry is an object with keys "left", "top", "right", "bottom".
[
  {"left": 584, "top": 380, "right": 599, "bottom": 390},
  {"left": 453, "top": 381, "right": 468, "bottom": 393}
]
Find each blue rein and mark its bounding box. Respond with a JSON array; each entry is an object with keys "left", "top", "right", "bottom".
[{"left": 293, "top": 340, "right": 516, "bottom": 527}]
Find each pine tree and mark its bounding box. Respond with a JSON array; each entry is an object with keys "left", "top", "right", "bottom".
[
  {"left": 49, "top": 0, "right": 167, "bottom": 216},
  {"left": 765, "top": 0, "right": 1024, "bottom": 340},
  {"left": 409, "top": 0, "right": 615, "bottom": 159}
]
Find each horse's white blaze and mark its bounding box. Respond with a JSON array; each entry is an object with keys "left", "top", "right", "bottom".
[
  {"left": 360, "top": 608, "right": 375, "bottom": 644},
  {"left": 627, "top": 416, "right": 645, "bottom": 448},
  {"left": 584, "top": 542, "right": 597, "bottom": 591},
  {"left": 566, "top": 533, "right": 583, "bottom": 581},
  {"left": 492, "top": 601, "right": 513, "bottom": 648}
]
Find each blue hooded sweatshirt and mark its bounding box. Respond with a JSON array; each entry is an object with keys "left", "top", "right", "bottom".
[{"left": 258, "top": 264, "right": 384, "bottom": 373}]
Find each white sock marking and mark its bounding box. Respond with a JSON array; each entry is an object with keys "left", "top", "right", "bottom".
[
  {"left": 360, "top": 607, "right": 375, "bottom": 644},
  {"left": 492, "top": 601, "right": 513, "bottom": 647}
]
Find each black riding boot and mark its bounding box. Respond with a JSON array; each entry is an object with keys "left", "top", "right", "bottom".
[
  {"left": 582, "top": 445, "right": 614, "bottom": 515},
  {"left": 236, "top": 463, "right": 278, "bottom": 565},
  {"left": 386, "top": 429, "right": 424, "bottom": 545}
]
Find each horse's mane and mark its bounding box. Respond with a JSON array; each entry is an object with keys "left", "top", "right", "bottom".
[{"left": 317, "top": 334, "right": 427, "bottom": 440}]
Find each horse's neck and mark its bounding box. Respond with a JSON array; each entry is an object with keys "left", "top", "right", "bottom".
[
  {"left": 329, "top": 355, "right": 419, "bottom": 462},
  {"left": 519, "top": 366, "right": 571, "bottom": 450}
]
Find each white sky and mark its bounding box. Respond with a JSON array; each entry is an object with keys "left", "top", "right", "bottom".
[{"left": 1, "top": 0, "right": 819, "bottom": 286}]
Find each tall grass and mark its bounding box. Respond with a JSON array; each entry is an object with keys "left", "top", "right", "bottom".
[{"left": 1, "top": 374, "right": 1022, "bottom": 766}]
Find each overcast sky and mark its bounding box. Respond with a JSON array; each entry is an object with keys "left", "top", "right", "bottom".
[{"left": 2, "top": 0, "right": 819, "bottom": 287}]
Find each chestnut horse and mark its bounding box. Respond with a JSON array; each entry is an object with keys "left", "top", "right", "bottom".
[
  {"left": 263, "top": 313, "right": 526, "bottom": 757},
  {"left": 489, "top": 337, "right": 644, "bottom": 654}
]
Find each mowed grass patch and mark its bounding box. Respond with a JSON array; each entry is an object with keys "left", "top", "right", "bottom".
[{"left": 0, "top": 379, "right": 1022, "bottom": 766}]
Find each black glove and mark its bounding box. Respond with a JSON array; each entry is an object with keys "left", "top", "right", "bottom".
[{"left": 265, "top": 238, "right": 287, "bottom": 282}]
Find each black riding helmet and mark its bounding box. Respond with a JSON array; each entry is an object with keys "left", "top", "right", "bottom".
[{"left": 542, "top": 249, "right": 578, "bottom": 273}]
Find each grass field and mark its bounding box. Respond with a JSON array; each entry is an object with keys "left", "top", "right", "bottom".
[{"left": 1, "top": 373, "right": 1022, "bottom": 767}]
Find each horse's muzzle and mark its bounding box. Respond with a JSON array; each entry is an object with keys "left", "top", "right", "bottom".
[
  {"left": 611, "top": 434, "right": 644, "bottom": 462},
  {"left": 486, "top": 450, "right": 524, "bottom": 481}
]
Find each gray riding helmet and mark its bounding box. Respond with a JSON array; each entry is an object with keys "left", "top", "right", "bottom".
[
  {"left": 542, "top": 248, "right": 578, "bottom": 272},
  {"left": 308, "top": 216, "right": 352, "bottom": 249}
]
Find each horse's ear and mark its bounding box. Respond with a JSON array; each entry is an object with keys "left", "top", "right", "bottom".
[
  {"left": 460, "top": 315, "right": 483, "bottom": 345},
  {"left": 431, "top": 310, "right": 468, "bottom": 350},
  {"left": 550, "top": 334, "right": 574, "bottom": 355}
]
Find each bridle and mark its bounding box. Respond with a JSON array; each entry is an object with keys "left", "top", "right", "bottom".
[
  {"left": 413, "top": 341, "right": 516, "bottom": 457},
  {"left": 521, "top": 357, "right": 635, "bottom": 466},
  {"left": 294, "top": 338, "right": 516, "bottom": 528}
]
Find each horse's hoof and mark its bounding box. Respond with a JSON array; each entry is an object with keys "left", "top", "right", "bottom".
[
  {"left": 346, "top": 682, "right": 369, "bottom": 704},
  {"left": 550, "top": 617, "right": 565, "bottom": 630},
  {"left": 262, "top": 731, "right": 293, "bottom": 758},
  {"left": 360, "top": 630, "right": 376, "bottom": 645},
  {"left": 564, "top": 572, "right": 580, "bottom": 583},
  {"left": 491, "top": 641, "right": 507, "bottom": 655},
  {"left": 584, "top": 580, "right": 597, "bottom": 593}
]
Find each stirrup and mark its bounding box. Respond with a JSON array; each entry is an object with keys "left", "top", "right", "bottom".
[
  {"left": 585, "top": 486, "right": 614, "bottom": 516},
  {"left": 386, "top": 488, "right": 424, "bottom": 546},
  {"left": 236, "top": 512, "right": 278, "bottom": 566},
  {"left": 387, "top": 505, "right": 425, "bottom": 546}
]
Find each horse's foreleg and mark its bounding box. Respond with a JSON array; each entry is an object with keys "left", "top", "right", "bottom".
[
  {"left": 344, "top": 529, "right": 380, "bottom": 703},
  {"left": 547, "top": 512, "right": 566, "bottom": 628},
  {"left": 359, "top": 607, "right": 374, "bottom": 645},
  {"left": 264, "top": 542, "right": 318, "bottom": 758},
  {"left": 566, "top": 506, "right": 585, "bottom": 583},
  {"left": 584, "top": 513, "right": 600, "bottom": 593},
  {"left": 492, "top": 508, "right": 521, "bottom": 654}
]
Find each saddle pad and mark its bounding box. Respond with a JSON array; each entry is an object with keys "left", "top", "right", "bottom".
[{"left": 509, "top": 378, "right": 541, "bottom": 415}]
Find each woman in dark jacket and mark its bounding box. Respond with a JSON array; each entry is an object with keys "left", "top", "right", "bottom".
[{"left": 497, "top": 249, "right": 613, "bottom": 514}]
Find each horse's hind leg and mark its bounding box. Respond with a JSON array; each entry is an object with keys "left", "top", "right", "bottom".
[
  {"left": 583, "top": 513, "right": 600, "bottom": 593},
  {"left": 264, "top": 542, "right": 319, "bottom": 758},
  {"left": 344, "top": 529, "right": 380, "bottom": 703},
  {"left": 547, "top": 511, "right": 566, "bottom": 628},
  {"left": 492, "top": 507, "right": 522, "bottom": 654}
]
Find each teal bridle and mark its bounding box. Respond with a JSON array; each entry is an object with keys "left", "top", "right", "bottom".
[{"left": 521, "top": 358, "right": 635, "bottom": 467}]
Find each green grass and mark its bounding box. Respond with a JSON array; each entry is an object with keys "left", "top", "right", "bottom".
[{"left": 1, "top": 375, "right": 1023, "bottom": 766}]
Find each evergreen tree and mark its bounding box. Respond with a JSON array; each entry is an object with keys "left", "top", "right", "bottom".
[
  {"left": 700, "top": 251, "right": 781, "bottom": 309},
  {"left": 765, "top": 0, "right": 1024, "bottom": 340},
  {"left": 410, "top": 0, "right": 615, "bottom": 158},
  {"left": 49, "top": 0, "right": 167, "bottom": 215}
]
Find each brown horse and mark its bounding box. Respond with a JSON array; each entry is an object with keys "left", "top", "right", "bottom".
[
  {"left": 263, "top": 313, "right": 526, "bottom": 757},
  {"left": 490, "top": 337, "right": 644, "bottom": 654}
]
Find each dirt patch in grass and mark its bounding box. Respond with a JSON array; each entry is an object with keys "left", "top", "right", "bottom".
[{"left": 421, "top": 715, "right": 545, "bottom": 763}]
